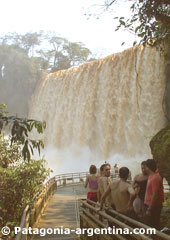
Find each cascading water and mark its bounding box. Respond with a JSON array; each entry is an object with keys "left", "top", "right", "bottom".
[{"left": 29, "top": 45, "right": 167, "bottom": 175}]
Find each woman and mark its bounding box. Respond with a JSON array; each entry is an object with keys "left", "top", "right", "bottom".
[{"left": 85, "top": 165, "right": 98, "bottom": 204}]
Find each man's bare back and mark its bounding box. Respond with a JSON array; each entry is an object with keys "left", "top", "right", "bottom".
[{"left": 110, "top": 179, "right": 135, "bottom": 213}]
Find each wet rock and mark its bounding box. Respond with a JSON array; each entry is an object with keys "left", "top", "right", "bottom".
[{"left": 150, "top": 123, "right": 170, "bottom": 186}]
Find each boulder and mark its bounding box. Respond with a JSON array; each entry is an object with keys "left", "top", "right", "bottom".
[{"left": 150, "top": 123, "right": 170, "bottom": 186}]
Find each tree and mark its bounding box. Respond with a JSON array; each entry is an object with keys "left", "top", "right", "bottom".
[
  {"left": 0, "top": 103, "right": 46, "bottom": 161},
  {"left": 0, "top": 32, "right": 42, "bottom": 56},
  {"left": 100, "top": 0, "right": 170, "bottom": 48},
  {"left": 21, "top": 32, "right": 42, "bottom": 57},
  {"left": 38, "top": 33, "right": 93, "bottom": 72},
  {"left": 64, "top": 42, "right": 92, "bottom": 67},
  {"left": 48, "top": 36, "right": 68, "bottom": 68}
]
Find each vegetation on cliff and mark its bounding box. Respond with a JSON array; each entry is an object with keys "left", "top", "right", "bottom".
[
  {"left": 161, "top": 192, "right": 170, "bottom": 229},
  {"left": 150, "top": 123, "right": 170, "bottom": 186}
]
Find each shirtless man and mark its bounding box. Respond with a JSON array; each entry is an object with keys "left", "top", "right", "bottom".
[
  {"left": 100, "top": 167, "right": 135, "bottom": 216},
  {"left": 132, "top": 161, "right": 148, "bottom": 218},
  {"left": 98, "top": 163, "right": 111, "bottom": 205},
  {"left": 99, "top": 164, "right": 105, "bottom": 177}
]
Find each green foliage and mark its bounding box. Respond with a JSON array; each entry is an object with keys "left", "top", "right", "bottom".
[
  {"left": 161, "top": 192, "right": 170, "bottom": 228},
  {"left": 111, "top": 0, "right": 170, "bottom": 48},
  {"left": 63, "top": 42, "right": 92, "bottom": 67},
  {"left": 0, "top": 156, "right": 50, "bottom": 229},
  {"left": 150, "top": 123, "right": 170, "bottom": 186},
  {"left": 0, "top": 103, "right": 46, "bottom": 161},
  {"left": 97, "top": 0, "right": 170, "bottom": 53},
  {"left": 0, "top": 135, "right": 21, "bottom": 168},
  {"left": 164, "top": 192, "right": 170, "bottom": 207},
  {"left": 0, "top": 135, "right": 51, "bottom": 237}
]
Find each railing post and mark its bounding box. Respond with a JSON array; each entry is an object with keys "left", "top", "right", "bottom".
[
  {"left": 55, "top": 177, "right": 57, "bottom": 190},
  {"left": 63, "top": 177, "right": 66, "bottom": 186}
]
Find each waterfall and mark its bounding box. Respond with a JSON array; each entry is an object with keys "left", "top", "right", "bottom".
[{"left": 29, "top": 45, "right": 166, "bottom": 175}]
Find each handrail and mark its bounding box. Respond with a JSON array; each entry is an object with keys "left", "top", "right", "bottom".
[
  {"left": 54, "top": 172, "right": 88, "bottom": 180},
  {"left": 80, "top": 199, "right": 170, "bottom": 240},
  {"left": 54, "top": 171, "right": 88, "bottom": 177},
  {"left": 15, "top": 205, "right": 30, "bottom": 240},
  {"left": 14, "top": 178, "right": 56, "bottom": 240},
  {"left": 54, "top": 171, "right": 170, "bottom": 190}
]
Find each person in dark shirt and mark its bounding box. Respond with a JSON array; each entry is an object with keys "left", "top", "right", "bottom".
[{"left": 132, "top": 161, "right": 148, "bottom": 219}]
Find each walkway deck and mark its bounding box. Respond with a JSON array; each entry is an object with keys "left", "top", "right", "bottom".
[{"left": 34, "top": 184, "right": 87, "bottom": 240}]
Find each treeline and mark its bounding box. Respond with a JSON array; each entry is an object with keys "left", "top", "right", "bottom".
[{"left": 0, "top": 31, "right": 95, "bottom": 117}]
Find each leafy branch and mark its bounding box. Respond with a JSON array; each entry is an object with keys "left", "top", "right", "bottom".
[{"left": 0, "top": 103, "right": 46, "bottom": 161}]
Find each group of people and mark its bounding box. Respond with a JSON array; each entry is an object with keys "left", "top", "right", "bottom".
[{"left": 84, "top": 159, "right": 164, "bottom": 230}]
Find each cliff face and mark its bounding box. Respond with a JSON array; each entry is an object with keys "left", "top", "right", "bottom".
[
  {"left": 29, "top": 45, "right": 167, "bottom": 169},
  {"left": 150, "top": 123, "right": 170, "bottom": 185}
]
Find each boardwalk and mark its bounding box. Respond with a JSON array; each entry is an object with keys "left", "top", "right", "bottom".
[{"left": 34, "top": 184, "right": 87, "bottom": 240}]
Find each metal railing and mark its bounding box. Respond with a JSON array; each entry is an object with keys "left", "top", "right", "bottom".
[
  {"left": 163, "top": 183, "right": 170, "bottom": 192},
  {"left": 80, "top": 199, "right": 170, "bottom": 240},
  {"left": 54, "top": 172, "right": 88, "bottom": 186},
  {"left": 15, "top": 177, "right": 56, "bottom": 240}
]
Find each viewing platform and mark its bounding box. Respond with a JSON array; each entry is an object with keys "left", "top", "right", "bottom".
[
  {"left": 34, "top": 184, "right": 87, "bottom": 240},
  {"left": 15, "top": 172, "right": 170, "bottom": 240}
]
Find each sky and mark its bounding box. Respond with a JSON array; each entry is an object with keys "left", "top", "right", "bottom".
[{"left": 0, "top": 0, "right": 136, "bottom": 57}]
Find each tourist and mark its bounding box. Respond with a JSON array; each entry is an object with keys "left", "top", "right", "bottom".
[
  {"left": 132, "top": 161, "right": 148, "bottom": 219},
  {"left": 113, "top": 163, "right": 119, "bottom": 177},
  {"left": 98, "top": 163, "right": 106, "bottom": 178},
  {"left": 97, "top": 163, "right": 111, "bottom": 222},
  {"left": 98, "top": 163, "right": 111, "bottom": 206},
  {"left": 144, "top": 159, "right": 164, "bottom": 230},
  {"left": 99, "top": 167, "right": 136, "bottom": 217},
  {"left": 84, "top": 165, "right": 98, "bottom": 204}
]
